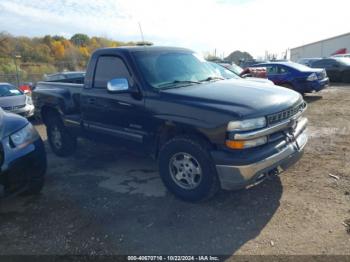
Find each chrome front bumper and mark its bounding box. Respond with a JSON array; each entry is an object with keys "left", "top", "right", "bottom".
[{"left": 216, "top": 119, "right": 308, "bottom": 190}]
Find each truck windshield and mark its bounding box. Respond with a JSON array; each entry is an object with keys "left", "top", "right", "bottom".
[
  {"left": 133, "top": 51, "right": 222, "bottom": 89},
  {"left": 226, "top": 63, "right": 244, "bottom": 75},
  {"left": 207, "top": 62, "right": 240, "bottom": 79},
  {"left": 0, "top": 84, "right": 23, "bottom": 97}
]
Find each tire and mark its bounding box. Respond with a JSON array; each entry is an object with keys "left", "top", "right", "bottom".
[
  {"left": 46, "top": 114, "right": 77, "bottom": 157},
  {"left": 158, "top": 136, "right": 220, "bottom": 202},
  {"left": 3, "top": 153, "right": 46, "bottom": 196},
  {"left": 23, "top": 156, "right": 46, "bottom": 195}
]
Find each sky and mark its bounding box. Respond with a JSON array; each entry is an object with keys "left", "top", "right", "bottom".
[{"left": 0, "top": 0, "right": 349, "bottom": 58}]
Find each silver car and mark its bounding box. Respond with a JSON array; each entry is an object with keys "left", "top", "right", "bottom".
[{"left": 0, "top": 83, "right": 34, "bottom": 118}]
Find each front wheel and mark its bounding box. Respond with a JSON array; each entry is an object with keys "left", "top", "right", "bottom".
[
  {"left": 46, "top": 115, "right": 77, "bottom": 157},
  {"left": 3, "top": 152, "right": 46, "bottom": 196},
  {"left": 158, "top": 136, "right": 219, "bottom": 202},
  {"left": 23, "top": 155, "right": 46, "bottom": 195}
]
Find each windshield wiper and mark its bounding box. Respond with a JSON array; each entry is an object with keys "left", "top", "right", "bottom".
[
  {"left": 158, "top": 80, "right": 201, "bottom": 89},
  {"left": 200, "top": 76, "right": 225, "bottom": 82}
]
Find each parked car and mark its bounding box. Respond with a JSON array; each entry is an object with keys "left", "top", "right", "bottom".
[
  {"left": 220, "top": 63, "right": 267, "bottom": 79},
  {"left": 208, "top": 62, "right": 273, "bottom": 85},
  {"left": 0, "top": 108, "right": 46, "bottom": 197},
  {"left": 19, "top": 82, "right": 34, "bottom": 94},
  {"left": 241, "top": 67, "right": 267, "bottom": 78},
  {"left": 0, "top": 83, "right": 35, "bottom": 118},
  {"left": 239, "top": 60, "right": 268, "bottom": 68},
  {"left": 310, "top": 57, "right": 350, "bottom": 82},
  {"left": 44, "top": 71, "right": 85, "bottom": 84},
  {"left": 297, "top": 58, "right": 322, "bottom": 67},
  {"left": 33, "top": 46, "right": 308, "bottom": 201},
  {"left": 332, "top": 53, "right": 350, "bottom": 58},
  {"left": 250, "top": 62, "right": 329, "bottom": 94}
]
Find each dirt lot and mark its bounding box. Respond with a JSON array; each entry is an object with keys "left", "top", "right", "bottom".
[{"left": 0, "top": 84, "right": 349, "bottom": 256}]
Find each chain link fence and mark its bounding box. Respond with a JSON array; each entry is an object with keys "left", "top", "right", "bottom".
[
  {"left": 0, "top": 59, "right": 87, "bottom": 87},
  {"left": 0, "top": 73, "right": 44, "bottom": 86}
]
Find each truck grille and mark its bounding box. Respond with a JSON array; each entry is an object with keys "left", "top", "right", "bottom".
[
  {"left": 1, "top": 104, "right": 26, "bottom": 111},
  {"left": 267, "top": 101, "right": 306, "bottom": 125}
]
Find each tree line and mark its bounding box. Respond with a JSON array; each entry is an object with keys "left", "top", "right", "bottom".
[{"left": 0, "top": 32, "right": 147, "bottom": 82}]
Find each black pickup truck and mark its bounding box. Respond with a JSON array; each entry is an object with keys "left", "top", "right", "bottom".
[{"left": 32, "top": 46, "right": 308, "bottom": 201}]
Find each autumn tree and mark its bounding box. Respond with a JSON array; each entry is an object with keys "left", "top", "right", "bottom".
[
  {"left": 70, "top": 33, "right": 90, "bottom": 46},
  {"left": 0, "top": 33, "right": 143, "bottom": 82},
  {"left": 51, "top": 41, "right": 65, "bottom": 59}
]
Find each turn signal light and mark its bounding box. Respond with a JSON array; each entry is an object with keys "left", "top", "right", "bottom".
[
  {"left": 225, "top": 140, "right": 245, "bottom": 149},
  {"left": 225, "top": 136, "right": 267, "bottom": 149}
]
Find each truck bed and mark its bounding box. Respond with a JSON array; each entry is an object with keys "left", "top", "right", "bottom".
[{"left": 33, "top": 81, "right": 83, "bottom": 116}]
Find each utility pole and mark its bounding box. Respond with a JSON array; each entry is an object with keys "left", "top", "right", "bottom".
[{"left": 13, "top": 54, "right": 21, "bottom": 88}]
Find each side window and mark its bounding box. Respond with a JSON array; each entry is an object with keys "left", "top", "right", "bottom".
[
  {"left": 266, "top": 65, "right": 278, "bottom": 74},
  {"left": 313, "top": 60, "right": 327, "bottom": 68},
  {"left": 321, "top": 60, "right": 334, "bottom": 68},
  {"left": 94, "top": 56, "right": 131, "bottom": 88},
  {"left": 330, "top": 60, "right": 340, "bottom": 67},
  {"left": 277, "top": 66, "right": 288, "bottom": 74}
]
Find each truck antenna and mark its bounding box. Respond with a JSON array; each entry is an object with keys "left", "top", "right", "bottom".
[{"left": 138, "top": 22, "right": 145, "bottom": 43}]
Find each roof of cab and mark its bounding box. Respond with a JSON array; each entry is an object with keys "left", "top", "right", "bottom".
[{"left": 92, "top": 46, "right": 193, "bottom": 56}]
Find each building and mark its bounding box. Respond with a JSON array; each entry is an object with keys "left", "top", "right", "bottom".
[{"left": 290, "top": 32, "right": 350, "bottom": 61}]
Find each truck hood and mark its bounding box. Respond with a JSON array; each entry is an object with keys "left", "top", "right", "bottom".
[
  {"left": 245, "top": 77, "right": 274, "bottom": 85},
  {"left": 160, "top": 78, "right": 302, "bottom": 119},
  {"left": 0, "top": 94, "right": 26, "bottom": 108}
]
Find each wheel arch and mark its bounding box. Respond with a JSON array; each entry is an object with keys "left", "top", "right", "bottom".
[
  {"left": 41, "top": 106, "right": 62, "bottom": 125},
  {"left": 154, "top": 121, "right": 215, "bottom": 158}
]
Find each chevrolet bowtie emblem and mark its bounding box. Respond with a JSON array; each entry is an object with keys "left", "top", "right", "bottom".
[
  {"left": 285, "top": 129, "right": 300, "bottom": 151},
  {"left": 288, "top": 118, "right": 297, "bottom": 130}
]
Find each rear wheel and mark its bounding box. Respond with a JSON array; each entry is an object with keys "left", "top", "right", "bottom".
[
  {"left": 158, "top": 136, "right": 219, "bottom": 202},
  {"left": 46, "top": 114, "right": 77, "bottom": 157}
]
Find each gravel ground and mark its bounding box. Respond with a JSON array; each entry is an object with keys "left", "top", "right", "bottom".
[{"left": 0, "top": 84, "right": 349, "bottom": 256}]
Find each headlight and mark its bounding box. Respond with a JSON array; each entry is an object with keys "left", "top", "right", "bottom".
[
  {"left": 26, "top": 95, "right": 33, "bottom": 105},
  {"left": 227, "top": 117, "right": 266, "bottom": 132},
  {"left": 226, "top": 136, "right": 267, "bottom": 149},
  {"left": 307, "top": 73, "right": 318, "bottom": 81},
  {"left": 10, "top": 123, "right": 39, "bottom": 148}
]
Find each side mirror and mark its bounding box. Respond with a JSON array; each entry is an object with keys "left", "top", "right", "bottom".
[{"left": 107, "top": 78, "right": 129, "bottom": 93}]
